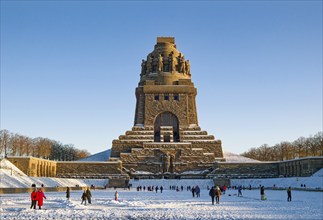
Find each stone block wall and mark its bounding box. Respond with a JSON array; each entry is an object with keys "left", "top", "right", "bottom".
[{"left": 7, "top": 156, "right": 57, "bottom": 177}]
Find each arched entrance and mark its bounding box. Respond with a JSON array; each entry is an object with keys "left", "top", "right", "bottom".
[{"left": 154, "top": 112, "right": 180, "bottom": 142}]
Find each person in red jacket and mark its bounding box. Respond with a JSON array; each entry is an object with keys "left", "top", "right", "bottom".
[
  {"left": 37, "top": 188, "right": 46, "bottom": 209},
  {"left": 30, "top": 189, "right": 38, "bottom": 209}
]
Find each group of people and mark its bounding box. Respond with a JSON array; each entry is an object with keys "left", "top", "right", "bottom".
[
  {"left": 209, "top": 186, "right": 222, "bottom": 205},
  {"left": 81, "top": 188, "right": 92, "bottom": 205},
  {"left": 30, "top": 188, "right": 46, "bottom": 209}
]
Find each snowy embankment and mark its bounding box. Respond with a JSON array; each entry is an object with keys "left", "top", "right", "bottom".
[
  {"left": 0, "top": 159, "right": 108, "bottom": 188},
  {"left": 231, "top": 168, "right": 323, "bottom": 190}
]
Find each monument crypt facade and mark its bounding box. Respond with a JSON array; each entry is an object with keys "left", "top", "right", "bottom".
[{"left": 110, "top": 37, "right": 224, "bottom": 175}]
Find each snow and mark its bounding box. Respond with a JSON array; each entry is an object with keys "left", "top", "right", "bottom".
[
  {"left": 78, "top": 149, "right": 111, "bottom": 161},
  {"left": 0, "top": 188, "right": 322, "bottom": 219},
  {"left": 223, "top": 151, "right": 261, "bottom": 163},
  {"left": 0, "top": 159, "right": 108, "bottom": 188},
  {"left": 1, "top": 160, "right": 323, "bottom": 219},
  {"left": 231, "top": 168, "right": 323, "bottom": 190}
]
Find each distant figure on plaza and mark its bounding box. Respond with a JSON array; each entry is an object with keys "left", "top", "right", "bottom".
[
  {"left": 260, "top": 186, "right": 266, "bottom": 200},
  {"left": 86, "top": 188, "right": 92, "bottom": 204},
  {"left": 160, "top": 186, "right": 163, "bottom": 193},
  {"left": 209, "top": 186, "right": 216, "bottom": 205},
  {"left": 81, "top": 190, "right": 87, "bottom": 205},
  {"left": 215, "top": 186, "right": 222, "bottom": 204},
  {"left": 30, "top": 188, "right": 38, "bottom": 209},
  {"left": 287, "top": 187, "right": 292, "bottom": 202},
  {"left": 115, "top": 191, "right": 119, "bottom": 201},
  {"left": 37, "top": 188, "right": 46, "bottom": 209},
  {"left": 238, "top": 185, "right": 242, "bottom": 197},
  {"left": 66, "top": 187, "right": 70, "bottom": 200},
  {"left": 195, "top": 185, "right": 201, "bottom": 197}
]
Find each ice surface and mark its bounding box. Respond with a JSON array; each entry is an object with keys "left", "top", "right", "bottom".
[{"left": 0, "top": 188, "right": 322, "bottom": 219}]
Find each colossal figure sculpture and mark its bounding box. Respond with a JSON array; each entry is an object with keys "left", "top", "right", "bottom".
[{"left": 110, "top": 37, "right": 224, "bottom": 174}]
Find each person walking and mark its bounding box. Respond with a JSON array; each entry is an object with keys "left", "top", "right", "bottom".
[
  {"left": 260, "top": 186, "right": 266, "bottom": 200},
  {"left": 81, "top": 190, "right": 87, "bottom": 205},
  {"left": 66, "top": 187, "right": 70, "bottom": 200},
  {"left": 160, "top": 186, "right": 163, "bottom": 193},
  {"left": 195, "top": 185, "right": 200, "bottom": 197},
  {"left": 36, "top": 188, "right": 46, "bottom": 209},
  {"left": 30, "top": 188, "right": 38, "bottom": 209},
  {"left": 215, "top": 186, "right": 222, "bottom": 204},
  {"left": 287, "top": 187, "right": 292, "bottom": 202},
  {"left": 115, "top": 191, "right": 119, "bottom": 201},
  {"left": 209, "top": 186, "right": 216, "bottom": 205},
  {"left": 238, "top": 185, "right": 242, "bottom": 197},
  {"left": 86, "top": 188, "right": 92, "bottom": 204},
  {"left": 191, "top": 186, "right": 195, "bottom": 197}
]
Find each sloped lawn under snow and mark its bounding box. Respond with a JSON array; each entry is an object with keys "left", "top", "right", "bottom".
[{"left": 1, "top": 188, "right": 322, "bottom": 219}]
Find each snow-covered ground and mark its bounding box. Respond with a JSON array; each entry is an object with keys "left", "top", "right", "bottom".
[{"left": 1, "top": 188, "right": 322, "bottom": 219}]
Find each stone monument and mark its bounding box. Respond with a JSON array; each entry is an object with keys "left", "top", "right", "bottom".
[{"left": 110, "top": 37, "right": 224, "bottom": 175}]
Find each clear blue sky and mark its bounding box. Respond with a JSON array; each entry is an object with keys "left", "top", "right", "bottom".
[{"left": 1, "top": 1, "right": 322, "bottom": 155}]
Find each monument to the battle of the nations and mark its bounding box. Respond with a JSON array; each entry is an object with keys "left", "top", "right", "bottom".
[
  {"left": 7, "top": 37, "right": 323, "bottom": 185},
  {"left": 110, "top": 37, "right": 224, "bottom": 174}
]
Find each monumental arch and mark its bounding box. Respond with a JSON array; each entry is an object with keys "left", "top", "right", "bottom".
[{"left": 110, "top": 37, "right": 224, "bottom": 175}]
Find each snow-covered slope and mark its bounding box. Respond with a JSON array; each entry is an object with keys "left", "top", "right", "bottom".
[
  {"left": 223, "top": 151, "right": 260, "bottom": 163},
  {"left": 78, "top": 149, "right": 111, "bottom": 161},
  {"left": 0, "top": 158, "right": 108, "bottom": 188}
]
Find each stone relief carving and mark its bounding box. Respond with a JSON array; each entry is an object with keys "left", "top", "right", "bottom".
[
  {"left": 157, "top": 54, "right": 163, "bottom": 72},
  {"left": 146, "top": 55, "right": 153, "bottom": 74}
]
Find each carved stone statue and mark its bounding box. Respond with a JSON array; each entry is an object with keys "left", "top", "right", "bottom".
[
  {"left": 141, "top": 59, "right": 146, "bottom": 75},
  {"left": 157, "top": 54, "right": 163, "bottom": 72},
  {"left": 178, "top": 55, "right": 185, "bottom": 73},
  {"left": 185, "top": 60, "right": 191, "bottom": 75},
  {"left": 146, "top": 56, "right": 152, "bottom": 74},
  {"left": 168, "top": 52, "right": 176, "bottom": 72},
  {"left": 164, "top": 153, "right": 170, "bottom": 173}
]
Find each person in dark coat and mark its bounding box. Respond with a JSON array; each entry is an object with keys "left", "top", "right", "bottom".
[
  {"left": 66, "top": 187, "right": 70, "bottom": 200},
  {"left": 30, "top": 188, "right": 37, "bottom": 209},
  {"left": 215, "top": 186, "right": 222, "bottom": 204},
  {"left": 260, "top": 186, "right": 266, "bottom": 200},
  {"left": 209, "top": 186, "right": 216, "bottom": 205},
  {"left": 160, "top": 186, "right": 163, "bottom": 193},
  {"left": 287, "top": 187, "right": 292, "bottom": 202},
  {"left": 191, "top": 186, "right": 195, "bottom": 197},
  {"left": 86, "top": 188, "right": 92, "bottom": 204},
  {"left": 81, "top": 190, "right": 87, "bottom": 205}
]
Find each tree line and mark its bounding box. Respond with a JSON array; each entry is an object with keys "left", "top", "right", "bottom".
[
  {"left": 241, "top": 132, "right": 323, "bottom": 161},
  {"left": 0, "top": 129, "right": 91, "bottom": 161}
]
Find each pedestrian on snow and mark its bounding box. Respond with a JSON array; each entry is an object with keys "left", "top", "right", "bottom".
[
  {"left": 238, "top": 186, "right": 242, "bottom": 197},
  {"left": 191, "top": 186, "right": 195, "bottom": 197},
  {"left": 66, "top": 187, "right": 70, "bottom": 200},
  {"left": 30, "top": 188, "right": 38, "bottom": 209},
  {"left": 115, "top": 191, "right": 119, "bottom": 201},
  {"left": 37, "top": 188, "right": 46, "bottom": 209},
  {"left": 287, "top": 187, "right": 292, "bottom": 202},
  {"left": 215, "top": 186, "right": 222, "bottom": 204},
  {"left": 260, "top": 186, "right": 266, "bottom": 200},
  {"left": 86, "top": 188, "right": 92, "bottom": 204},
  {"left": 81, "top": 190, "right": 87, "bottom": 205},
  {"left": 160, "top": 186, "right": 163, "bottom": 193},
  {"left": 155, "top": 186, "right": 159, "bottom": 193},
  {"left": 209, "top": 186, "right": 216, "bottom": 205},
  {"left": 223, "top": 185, "right": 227, "bottom": 195},
  {"left": 195, "top": 185, "right": 201, "bottom": 197}
]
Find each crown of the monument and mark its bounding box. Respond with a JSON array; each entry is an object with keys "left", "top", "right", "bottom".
[{"left": 139, "top": 37, "right": 191, "bottom": 85}]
